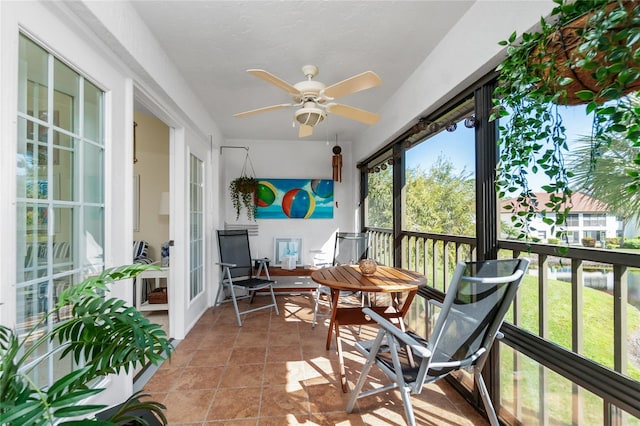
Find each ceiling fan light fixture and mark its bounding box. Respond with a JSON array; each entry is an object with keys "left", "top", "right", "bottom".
[
  {"left": 295, "top": 103, "right": 326, "bottom": 127},
  {"left": 236, "top": 65, "right": 382, "bottom": 130}
]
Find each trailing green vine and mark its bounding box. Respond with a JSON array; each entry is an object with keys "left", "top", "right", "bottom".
[
  {"left": 229, "top": 175, "right": 257, "bottom": 221},
  {"left": 492, "top": 0, "right": 640, "bottom": 241},
  {"left": 229, "top": 150, "right": 258, "bottom": 221}
]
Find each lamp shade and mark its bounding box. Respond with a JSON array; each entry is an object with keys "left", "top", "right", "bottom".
[{"left": 159, "top": 192, "right": 170, "bottom": 215}]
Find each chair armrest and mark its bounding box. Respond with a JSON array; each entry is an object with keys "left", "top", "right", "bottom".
[
  {"left": 217, "top": 262, "right": 237, "bottom": 268},
  {"left": 252, "top": 257, "right": 270, "bottom": 264},
  {"left": 428, "top": 299, "right": 443, "bottom": 308},
  {"left": 362, "top": 308, "right": 432, "bottom": 358}
]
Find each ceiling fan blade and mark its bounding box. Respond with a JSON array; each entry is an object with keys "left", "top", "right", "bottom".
[
  {"left": 233, "top": 103, "right": 292, "bottom": 118},
  {"left": 323, "top": 71, "right": 382, "bottom": 99},
  {"left": 299, "top": 124, "right": 313, "bottom": 138},
  {"left": 326, "top": 103, "right": 381, "bottom": 125},
  {"left": 247, "top": 69, "right": 300, "bottom": 96}
]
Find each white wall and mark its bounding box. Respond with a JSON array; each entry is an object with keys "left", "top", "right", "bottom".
[
  {"left": 352, "top": 0, "right": 554, "bottom": 163},
  {"left": 221, "top": 139, "right": 358, "bottom": 266},
  {"left": 59, "top": 0, "right": 224, "bottom": 341},
  {"left": 0, "top": 0, "right": 221, "bottom": 410},
  {"left": 1, "top": 0, "right": 137, "bottom": 408},
  {"left": 1, "top": 1, "right": 137, "bottom": 320}
]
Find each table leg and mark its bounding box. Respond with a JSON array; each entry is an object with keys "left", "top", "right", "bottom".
[
  {"left": 325, "top": 288, "right": 341, "bottom": 350},
  {"left": 334, "top": 323, "right": 349, "bottom": 392},
  {"left": 399, "top": 290, "right": 417, "bottom": 318}
]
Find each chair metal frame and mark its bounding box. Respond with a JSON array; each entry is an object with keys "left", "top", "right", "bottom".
[
  {"left": 346, "top": 258, "right": 530, "bottom": 426},
  {"left": 215, "top": 229, "right": 279, "bottom": 326},
  {"left": 312, "top": 232, "right": 370, "bottom": 328}
]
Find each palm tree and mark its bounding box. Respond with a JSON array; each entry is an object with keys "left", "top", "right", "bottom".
[{"left": 569, "top": 136, "right": 640, "bottom": 245}]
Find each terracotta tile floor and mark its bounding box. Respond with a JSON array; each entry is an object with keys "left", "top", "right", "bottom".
[{"left": 142, "top": 294, "right": 489, "bottom": 425}]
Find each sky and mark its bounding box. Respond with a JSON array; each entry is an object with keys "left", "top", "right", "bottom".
[{"left": 405, "top": 106, "right": 595, "bottom": 193}]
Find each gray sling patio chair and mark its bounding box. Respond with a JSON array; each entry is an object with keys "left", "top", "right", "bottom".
[
  {"left": 215, "top": 229, "right": 279, "bottom": 326},
  {"left": 346, "top": 258, "right": 529, "bottom": 426},
  {"left": 312, "top": 232, "right": 370, "bottom": 328}
]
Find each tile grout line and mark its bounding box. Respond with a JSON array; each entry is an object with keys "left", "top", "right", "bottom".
[
  {"left": 200, "top": 325, "right": 235, "bottom": 424},
  {"left": 255, "top": 312, "right": 272, "bottom": 421}
]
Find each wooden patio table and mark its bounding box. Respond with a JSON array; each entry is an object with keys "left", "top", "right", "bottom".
[{"left": 310, "top": 264, "right": 426, "bottom": 392}]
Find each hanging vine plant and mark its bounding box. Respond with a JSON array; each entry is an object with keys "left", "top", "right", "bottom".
[
  {"left": 492, "top": 0, "right": 640, "bottom": 240},
  {"left": 229, "top": 151, "right": 258, "bottom": 221}
]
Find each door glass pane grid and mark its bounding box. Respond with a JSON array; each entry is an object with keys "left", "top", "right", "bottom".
[
  {"left": 83, "top": 206, "right": 104, "bottom": 274},
  {"left": 18, "top": 35, "right": 48, "bottom": 116},
  {"left": 83, "top": 80, "right": 103, "bottom": 144},
  {"left": 16, "top": 34, "right": 105, "bottom": 389},
  {"left": 53, "top": 58, "right": 79, "bottom": 134},
  {"left": 17, "top": 117, "right": 50, "bottom": 201},
  {"left": 189, "top": 154, "right": 204, "bottom": 300},
  {"left": 53, "top": 143, "right": 76, "bottom": 201},
  {"left": 83, "top": 141, "right": 104, "bottom": 204},
  {"left": 16, "top": 281, "right": 49, "bottom": 335}
]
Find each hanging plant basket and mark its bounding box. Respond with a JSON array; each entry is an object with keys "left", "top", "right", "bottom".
[
  {"left": 492, "top": 0, "right": 640, "bottom": 241},
  {"left": 529, "top": 1, "right": 640, "bottom": 105},
  {"left": 229, "top": 151, "right": 258, "bottom": 221}
]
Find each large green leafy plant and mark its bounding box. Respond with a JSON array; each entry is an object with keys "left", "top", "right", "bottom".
[
  {"left": 0, "top": 264, "right": 172, "bottom": 425},
  {"left": 492, "top": 0, "right": 640, "bottom": 240}
]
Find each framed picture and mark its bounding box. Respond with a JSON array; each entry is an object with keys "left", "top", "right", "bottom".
[
  {"left": 274, "top": 237, "right": 303, "bottom": 265},
  {"left": 256, "top": 178, "right": 334, "bottom": 219}
]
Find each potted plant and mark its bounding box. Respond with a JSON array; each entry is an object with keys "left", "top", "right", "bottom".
[
  {"left": 229, "top": 175, "right": 257, "bottom": 221},
  {"left": 492, "top": 0, "right": 640, "bottom": 240},
  {"left": 0, "top": 264, "right": 172, "bottom": 425}
]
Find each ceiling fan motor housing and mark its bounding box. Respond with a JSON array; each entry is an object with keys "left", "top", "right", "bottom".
[
  {"left": 295, "top": 102, "right": 326, "bottom": 126},
  {"left": 293, "top": 80, "right": 325, "bottom": 103}
]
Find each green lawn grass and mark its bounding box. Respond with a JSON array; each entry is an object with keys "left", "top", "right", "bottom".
[
  {"left": 501, "top": 274, "right": 640, "bottom": 424},
  {"left": 515, "top": 274, "right": 640, "bottom": 378}
]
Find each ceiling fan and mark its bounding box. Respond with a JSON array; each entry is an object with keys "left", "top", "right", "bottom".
[{"left": 234, "top": 65, "right": 382, "bottom": 138}]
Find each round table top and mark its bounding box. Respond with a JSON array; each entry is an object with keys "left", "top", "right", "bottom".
[{"left": 310, "top": 264, "right": 426, "bottom": 293}]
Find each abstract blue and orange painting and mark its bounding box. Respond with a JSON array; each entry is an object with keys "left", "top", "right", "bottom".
[{"left": 255, "top": 178, "right": 334, "bottom": 219}]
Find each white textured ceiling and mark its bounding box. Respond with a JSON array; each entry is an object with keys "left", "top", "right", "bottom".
[{"left": 131, "top": 1, "right": 475, "bottom": 142}]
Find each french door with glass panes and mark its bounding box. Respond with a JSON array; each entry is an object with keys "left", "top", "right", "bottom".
[{"left": 16, "top": 33, "right": 105, "bottom": 387}]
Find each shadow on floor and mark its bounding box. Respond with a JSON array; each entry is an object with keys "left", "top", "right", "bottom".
[{"left": 140, "top": 294, "right": 489, "bottom": 425}]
